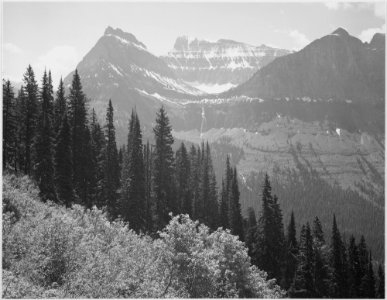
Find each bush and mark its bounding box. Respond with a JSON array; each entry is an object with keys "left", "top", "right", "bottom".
[{"left": 2, "top": 173, "right": 284, "bottom": 298}]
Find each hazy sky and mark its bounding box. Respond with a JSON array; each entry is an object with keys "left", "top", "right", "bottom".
[{"left": 3, "top": 1, "right": 386, "bottom": 85}]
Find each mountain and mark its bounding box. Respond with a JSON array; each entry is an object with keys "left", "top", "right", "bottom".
[
  {"left": 161, "top": 36, "right": 291, "bottom": 93},
  {"left": 64, "top": 27, "right": 201, "bottom": 139},
  {"left": 64, "top": 27, "right": 384, "bottom": 259},
  {"left": 226, "top": 28, "right": 385, "bottom": 103}
]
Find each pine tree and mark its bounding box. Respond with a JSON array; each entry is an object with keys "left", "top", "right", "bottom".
[
  {"left": 290, "top": 223, "right": 314, "bottom": 297},
  {"left": 175, "top": 142, "right": 191, "bottom": 215},
  {"left": 120, "top": 109, "right": 146, "bottom": 232},
  {"left": 143, "top": 140, "right": 153, "bottom": 231},
  {"left": 206, "top": 142, "right": 219, "bottom": 230},
  {"left": 284, "top": 211, "right": 298, "bottom": 290},
  {"left": 152, "top": 106, "right": 175, "bottom": 230},
  {"left": 330, "top": 215, "right": 348, "bottom": 298},
  {"left": 15, "top": 86, "right": 27, "bottom": 172},
  {"left": 245, "top": 207, "right": 258, "bottom": 265},
  {"left": 103, "top": 100, "right": 120, "bottom": 218},
  {"left": 54, "top": 114, "right": 75, "bottom": 207},
  {"left": 90, "top": 109, "right": 105, "bottom": 207},
  {"left": 376, "top": 264, "right": 384, "bottom": 298},
  {"left": 256, "top": 174, "right": 284, "bottom": 281},
  {"left": 3, "top": 79, "right": 17, "bottom": 170},
  {"left": 348, "top": 235, "right": 361, "bottom": 297},
  {"left": 22, "top": 65, "right": 39, "bottom": 175},
  {"left": 219, "top": 178, "right": 229, "bottom": 228},
  {"left": 228, "top": 168, "right": 244, "bottom": 240},
  {"left": 312, "top": 216, "right": 330, "bottom": 297},
  {"left": 35, "top": 70, "right": 56, "bottom": 201},
  {"left": 53, "top": 77, "right": 67, "bottom": 133},
  {"left": 67, "top": 69, "right": 90, "bottom": 205},
  {"left": 360, "top": 252, "right": 376, "bottom": 298},
  {"left": 189, "top": 145, "right": 199, "bottom": 219}
]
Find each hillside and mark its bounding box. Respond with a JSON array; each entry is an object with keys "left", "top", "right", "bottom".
[{"left": 2, "top": 173, "right": 283, "bottom": 298}]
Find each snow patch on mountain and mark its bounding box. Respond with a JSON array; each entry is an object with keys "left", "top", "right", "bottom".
[{"left": 188, "top": 82, "right": 237, "bottom": 94}]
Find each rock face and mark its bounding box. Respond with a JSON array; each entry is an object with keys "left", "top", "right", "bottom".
[
  {"left": 64, "top": 27, "right": 202, "bottom": 140},
  {"left": 228, "top": 28, "right": 385, "bottom": 103},
  {"left": 161, "top": 36, "right": 291, "bottom": 93}
]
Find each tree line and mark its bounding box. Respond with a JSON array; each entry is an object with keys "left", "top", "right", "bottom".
[
  {"left": 243, "top": 174, "right": 384, "bottom": 298},
  {"left": 3, "top": 66, "right": 384, "bottom": 298},
  {"left": 2, "top": 66, "right": 243, "bottom": 237}
]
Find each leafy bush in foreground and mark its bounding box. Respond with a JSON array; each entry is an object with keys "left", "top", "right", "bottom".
[{"left": 2, "top": 173, "right": 284, "bottom": 298}]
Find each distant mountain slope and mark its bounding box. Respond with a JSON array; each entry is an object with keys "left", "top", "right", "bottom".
[
  {"left": 162, "top": 36, "right": 291, "bottom": 93},
  {"left": 227, "top": 28, "right": 385, "bottom": 103}
]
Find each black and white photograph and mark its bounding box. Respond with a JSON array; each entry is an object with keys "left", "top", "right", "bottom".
[{"left": 1, "top": 0, "right": 386, "bottom": 298}]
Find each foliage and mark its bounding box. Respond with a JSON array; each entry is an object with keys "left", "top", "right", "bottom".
[{"left": 2, "top": 173, "right": 284, "bottom": 298}]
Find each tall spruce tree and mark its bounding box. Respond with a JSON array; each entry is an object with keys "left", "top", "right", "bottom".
[
  {"left": 206, "top": 142, "right": 219, "bottom": 230},
  {"left": 228, "top": 167, "right": 244, "bottom": 240},
  {"left": 360, "top": 252, "right": 376, "bottom": 298},
  {"left": 330, "top": 215, "right": 348, "bottom": 298},
  {"left": 54, "top": 114, "right": 75, "bottom": 207},
  {"left": 348, "top": 235, "right": 361, "bottom": 297},
  {"left": 256, "top": 173, "right": 284, "bottom": 281},
  {"left": 152, "top": 106, "right": 175, "bottom": 230},
  {"left": 103, "top": 100, "right": 120, "bottom": 218},
  {"left": 53, "top": 77, "right": 67, "bottom": 133},
  {"left": 3, "top": 80, "right": 17, "bottom": 170},
  {"left": 90, "top": 109, "right": 105, "bottom": 207},
  {"left": 312, "top": 216, "right": 330, "bottom": 297},
  {"left": 284, "top": 211, "right": 299, "bottom": 290},
  {"left": 35, "top": 70, "right": 56, "bottom": 201},
  {"left": 67, "top": 69, "right": 89, "bottom": 205},
  {"left": 189, "top": 145, "right": 200, "bottom": 220},
  {"left": 120, "top": 109, "right": 146, "bottom": 232},
  {"left": 175, "top": 142, "right": 191, "bottom": 215},
  {"left": 143, "top": 140, "right": 153, "bottom": 231},
  {"left": 15, "top": 86, "right": 27, "bottom": 172},
  {"left": 245, "top": 207, "right": 258, "bottom": 265},
  {"left": 22, "top": 65, "right": 39, "bottom": 175},
  {"left": 290, "top": 223, "right": 314, "bottom": 298}
]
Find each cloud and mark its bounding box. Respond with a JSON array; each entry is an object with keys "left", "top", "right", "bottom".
[
  {"left": 33, "top": 45, "right": 79, "bottom": 84},
  {"left": 324, "top": 2, "right": 385, "bottom": 19},
  {"left": 289, "top": 30, "right": 311, "bottom": 50},
  {"left": 4, "top": 43, "right": 23, "bottom": 55},
  {"left": 358, "top": 23, "right": 386, "bottom": 42}
]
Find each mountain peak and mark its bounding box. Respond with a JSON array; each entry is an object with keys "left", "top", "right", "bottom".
[
  {"left": 331, "top": 27, "right": 349, "bottom": 37},
  {"left": 104, "top": 26, "right": 147, "bottom": 49},
  {"left": 370, "top": 32, "right": 385, "bottom": 49}
]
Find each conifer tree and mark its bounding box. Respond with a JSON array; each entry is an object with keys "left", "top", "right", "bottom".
[
  {"left": 120, "top": 109, "right": 146, "bottom": 232},
  {"left": 35, "top": 70, "right": 56, "bottom": 201},
  {"left": 67, "top": 69, "right": 89, "bottom": 205},
  {"left": 90, "top": 109, "right": 105, "bottom": 207},
  {"left": 53, "top": 77, "right": 67, "bottom": 133},
  {"left": 284, "top": 211, "right": 298, "bottom": 289},
  {"left": 152, "top": 106, "right": 175, "bottom": 230},
  {"left": 330, "top": 215, "right": 348, "bottom": 298},
  {"left": 228, "top": 168, "right": 244, "bottom": 240},
  {"left": 54, "top": 114, "right": 75, "bottom": 207},
  {"left": 348, "top": 235, "right": 361, "bottom": 297},
  {"left": 291, "top": 223, "right": 314, "bottom": 297},
  {"left": 219, "top": 178, "right": 229, "bottom": 228},
  {"left": 143, "top": 140, "right": 153, "bottom": 231},
  {"left": 360, "top": 252, "right": 376, "bottom": 298},
  {"left": 206, "top": 142, "right": 219, "bottom": 230},
  {"left": 256, "top": 174, "right": 284, "bottom": 281},
  {"left": 189, "top": 145, "right": 199, "bottom": 219},
  {"left": 312, "top": 216, "right": 330, "bottom": 297},
  {"left": 103, "top": 100, "right": 120, "bottom": 218},
  {"left": 22, "top": 65, "right": 39, "bottom": 175},
  {"left": 245, "top": 207, "right": 258, "bottom": 265},
  {"left": 15, "top": 86, "right": 27, "bottom": 172},
  {"left": 3, "top": 79, "right": 17, "bottom": 170},
  {"left": 376, "top": 264, "right": 384, "bottom": 298},
  {"left": 175, "top": 142, "right": 191, "bottom": 215}
]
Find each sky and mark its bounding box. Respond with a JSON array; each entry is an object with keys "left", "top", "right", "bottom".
[{"left": 2, "top": 1, "right": 386, "bottom": 85}]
